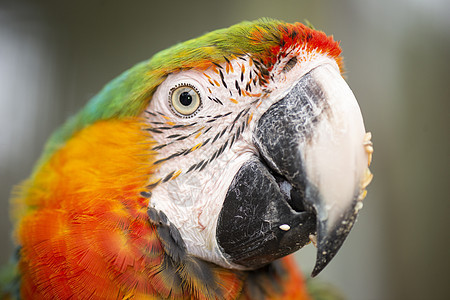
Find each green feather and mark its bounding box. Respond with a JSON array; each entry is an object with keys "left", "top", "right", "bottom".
[
  {"left": 0, "top": 258, "right": 20, "bottom": 299},
  {"left": 306, "top": 278, "right": 345, "bottom": 300}
]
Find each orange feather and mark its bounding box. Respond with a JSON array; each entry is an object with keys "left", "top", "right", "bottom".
[{"left": 13, "top": 119, "right": 253, "bottom": 299}]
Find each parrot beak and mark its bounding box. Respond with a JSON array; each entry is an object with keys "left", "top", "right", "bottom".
[
  {"left": 217, "top": 63, "right": 372, "bottom": 276},
  {"left": 255, "top": 63, "right": 371, "bottom": 276}
]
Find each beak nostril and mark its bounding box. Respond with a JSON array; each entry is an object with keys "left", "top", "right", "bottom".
[{"left": 282, "top": 56, "right": 298, "bottom": 73}]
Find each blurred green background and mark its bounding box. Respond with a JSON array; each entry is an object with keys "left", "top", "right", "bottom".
[{"left": 1, "top": 0, "right": 449, "bottom": 299}]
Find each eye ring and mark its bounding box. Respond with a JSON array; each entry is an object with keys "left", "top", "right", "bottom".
[{"left": 169, "top": 83, "right": 202, "bottom": 117}]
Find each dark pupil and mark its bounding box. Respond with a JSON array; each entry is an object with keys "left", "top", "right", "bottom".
[{"left": 179, "top": 92, "right": 192, "bottom": 106}]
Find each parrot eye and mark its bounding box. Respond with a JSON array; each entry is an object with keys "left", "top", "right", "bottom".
[{"left": 169, "top": 84, "right": 202, "bottom": 117}]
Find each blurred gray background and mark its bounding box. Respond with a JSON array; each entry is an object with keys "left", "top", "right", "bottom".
[{"left": 1, "top": 0, "right": 449, "bottom": 299}]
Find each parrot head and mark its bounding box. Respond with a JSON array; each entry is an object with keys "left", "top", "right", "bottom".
[
  {"left": 11, "top": 18, "right": 373, "bottom": 299},
  {"left": 135, "top": 19, "right": 373, "bottom": 276}
]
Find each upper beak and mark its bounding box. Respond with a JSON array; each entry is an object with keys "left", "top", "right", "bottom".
[{"left": 254, "top": 64, "right": 372, "bottom": 276}]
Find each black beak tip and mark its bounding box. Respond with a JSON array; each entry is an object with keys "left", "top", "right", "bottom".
[
  {"left": 311, "top": 246, "right": 338, "bottom": 277},
  {"left": 310, "top": 207, "right": 359, "bottom": 277}
]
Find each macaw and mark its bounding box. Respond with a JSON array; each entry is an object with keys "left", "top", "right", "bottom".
[{"left": 3, "top": 18, "right": 373, "bottom": 299}]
